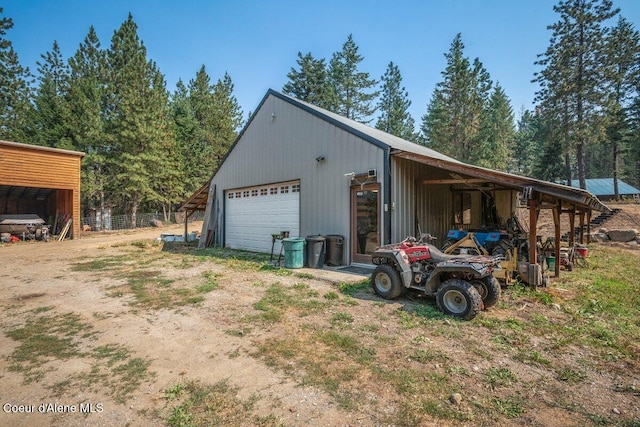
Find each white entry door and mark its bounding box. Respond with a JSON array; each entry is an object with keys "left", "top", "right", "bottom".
[{"left": 225, "top": 181, "right": 300, "bottom": 253}]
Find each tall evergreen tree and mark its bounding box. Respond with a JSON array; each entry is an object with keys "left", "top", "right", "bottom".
[
  {"left": 0, "top": 7, "right": 32, "bottom": 141},
  {"left": 104, "top": 13, "right": 174, "bottom": 225},
  {"left": 282, "top": 52, "right": 332, "bottom": 109},
  {"left": 375, "top": 61, "right": 416, "bottom": 141},
  {"left": 472, "top": 83, "right": 514, "bottom": 170},
  {"left": 534, "top": 0, "right": 619, "bottom": 189},
  {"left": 29, "top": 41, "right": 73, "bottom": 149},
  {"left": 421, "top": 34, "right": 493, "bottom": 163},
  {"left": 511, "top": 109, "right": 540, "bottom": 176},
  {"left": 170, "top": 79, "right": 198, "bottom": 193},
  {"left": 183, "top": 66, "right": 242, "bottom": 191},
  {"left": 210, "top": 72, "right": 243, "bottom": 166},
  {"left": 327, "top": 34, "right": 378, "bottom": 122},
  {"left": 66, "top": 26, "right": 108, "bottom": 214},
  {"left": 602, "top": 16, "right": 640, "bottom": 198}
]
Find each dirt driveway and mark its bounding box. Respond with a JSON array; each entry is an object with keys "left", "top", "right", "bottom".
[
  {"left": 0, "top": 224, "right": 367, "bottom": 426},
  {"left": 1, "top": 222, "right": 639, "bottom": 426}
]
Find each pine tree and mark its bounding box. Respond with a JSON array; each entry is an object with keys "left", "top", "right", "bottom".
[
  {"left": 511, "top": 109, "right": 539, "bottom": 176},
  {"left": 29, "top": 41, "right": 73, "bottom": 149},
  {"left": 534, "top": 0, "right": 619, "bottom": 189},
  {"left": 327, "top": 34, "right": 378, "bottom": 122},
  {"left": 375, "top": 61, "right": 416, "bottom": 141},
  {"left": 421, "top": 34, "right": 493, "bottom": 163},
  {"left": 104, "top": 13, "right": 173, "bottom": 225},
  {"left": 171, "top": 79, "right": 199, "bottom": 194},
  {"left": 0, "top": 7, "right": 32, "bottom": 141},
  {"left": 210, "top": 72, "right": 243, "bottom": 167},
  {"left": 66, "top": 26, "right": 108, "bottom": 214},
  {"left": 472, "top": 83, "right": 514, "bottom": 170},
  {"left": 282, "top": 52, "right": 332, "bottom": 109},
  {"left": 602, "top": 16, "right": 640, "bottom": 199}
]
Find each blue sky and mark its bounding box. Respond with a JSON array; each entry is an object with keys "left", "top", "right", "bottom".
[{"left": 4, "top": 0, "right": 640, "bottom": 125}]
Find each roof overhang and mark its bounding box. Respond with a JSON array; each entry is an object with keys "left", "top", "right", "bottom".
[
  {"left": 179, "top": 181, "right": 210, "bottom": 214},
  {"left": 393, "top": 150, "right": 611, "bottom": 213}
]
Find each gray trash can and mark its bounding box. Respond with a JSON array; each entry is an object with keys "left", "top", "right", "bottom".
[
  {"left": 325, "top": 235, "right": 344, "bottom": 266},
  {"left": 305, "top": 235, "right": 326, "bottom": 268}
]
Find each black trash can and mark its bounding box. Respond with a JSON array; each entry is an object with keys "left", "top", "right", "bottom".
[
  {"left": 305, "top": 235, "right": 326, "bottom": 268},
  {"left": 325, "top": 235, "right": 344, "bottom": 266}
]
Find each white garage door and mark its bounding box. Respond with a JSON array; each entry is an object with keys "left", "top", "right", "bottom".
[{"left": 225, "top": 181, "right": 300, "bottom": 253}]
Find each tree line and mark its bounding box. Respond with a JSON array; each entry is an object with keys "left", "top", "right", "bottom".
[
  {"left": 284, "top": 1, "right": 640, "bottom": 197},
  {"left": 1, "top": 11, "right": 242, "bottom": 224},
  {"left": 1, "top": 1, "right": 639, "bottom": 225}
]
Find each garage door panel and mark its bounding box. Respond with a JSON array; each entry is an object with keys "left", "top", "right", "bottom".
[{"left": 225, "top": 181, "right": 300, "bottom": 253}]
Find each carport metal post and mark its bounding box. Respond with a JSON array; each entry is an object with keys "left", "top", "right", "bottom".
[{"left": 528, "top": 197, "right": 539, "bottom": 266}]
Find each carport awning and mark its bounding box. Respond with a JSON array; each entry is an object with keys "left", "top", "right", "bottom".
[
  {"left": 392, "top": 150, "right": 610, "bottom": 213},
  {"left": 179, "top": 182, "right": 210, "bottom": 213}
]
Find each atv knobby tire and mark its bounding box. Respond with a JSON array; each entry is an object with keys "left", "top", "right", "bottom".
[
  {"left": 371, "top": 264, "right": 404, "bottom": 300},
  {"left": 471, "top": 276, "right": 501, "bottom": 309},
  {"left": 436, "top": 279, "right": 482, "bottom": 320}
]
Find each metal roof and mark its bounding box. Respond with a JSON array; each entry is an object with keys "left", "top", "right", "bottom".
[
  {"left": 181, "top": 89, "right": 611, "bottom": 213},
  {"left": 272, "top": 90, "right": 610, "bottom": 213},
  {"left": 564, "top": 178, "right": 640, "bottom": 196}
]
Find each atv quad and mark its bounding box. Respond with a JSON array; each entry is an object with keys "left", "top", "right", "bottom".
[{"left": 370, "top": 235, "right": 502, "bottom": 320}]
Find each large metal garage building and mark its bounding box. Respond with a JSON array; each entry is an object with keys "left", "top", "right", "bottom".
[
  {"left": 195, "top": 90, "right": 608, "bottom": 276},
  {"left": 0, "top": 140, "right": 84, "bottom": 239}
]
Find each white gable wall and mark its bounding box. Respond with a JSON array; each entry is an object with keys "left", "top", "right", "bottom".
[{"left": 209, "top": 94, "right": 386, "bottom": 264}]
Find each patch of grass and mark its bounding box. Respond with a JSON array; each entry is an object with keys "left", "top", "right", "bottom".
[
  {"left": 338, "top": 279, "right": 370, "bottom": 297},
  {"left": 71, "top": 255, "right": 129, "bottom": 271},
  {"left": 6, "top": 312, "right": 91, "bottom": 369},
  {"left": 252, "top": 282, "right": 329, "bottom": 323},
  {"left": 166, "top": 380, "right": 279, "bottom": 427},
  {"left": 556, "top": 367, "right": 586, "bottom": 383},
  {"left": 5, "top": 310, "right": 152, "bottom": 402},
  {"left": 408, "top": 348, "right": 446, "bottom": 364},
  {"left": 317, "top": 330, "right": 376, "bottom": 364},
  {"left": 485, "top": 367, "right": 518, "bottom": 390},
  {"left": 492, "top": 396, "right": 526, "bottom": 418},
  {"left": 108, "top": 268, "right": 213, "bottom": 309},
  {"left": 514, "top": 349, "right": 552, "bottom": 367},
  {"left": 324, "top": 291, "right": 339, "bottom": 300},
  {"left": 330, "top": 312, "right": 354, "bottom": 327},
  {"left": 130, "top": 239, "right": 161, "bottom": 249}
]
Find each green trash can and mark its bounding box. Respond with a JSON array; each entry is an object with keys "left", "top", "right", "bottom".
[
  {"left": 546, "top": 256, "right": 556, "bottom": 271},
  {"left": 282, "top": 237, "right": 305, "bottom": 269}
]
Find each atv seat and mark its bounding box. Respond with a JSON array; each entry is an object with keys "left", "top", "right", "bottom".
[{"left": 428, "top": 245, "right": 471, "bottom": 263}]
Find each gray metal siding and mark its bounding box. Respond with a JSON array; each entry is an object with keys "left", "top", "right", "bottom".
[
  {"left": 210, "top": 94, "right": 385, "bottom": 263},
  {"left": 390, "top": 156, "right": 454, "bottom": 243}
]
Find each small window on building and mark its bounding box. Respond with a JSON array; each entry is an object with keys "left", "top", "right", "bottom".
[
  {"left": 454, "top": 192, "right": 472, "bottom": 225},
  {"left": 260, "top": 188, "right": 268, "bottom": 196},
  {"left": 280, "top": 186, "right": 289, "bottom": 194},
  {"left": 292, "top": 184, "right": 300, "bottom": 193},
  {"left": 228, "top": 193, "right": 234, "bottom": 199},
  {"left": 243, "top": 191, "right": 250, "bottom": 198},
  {"left": 235, "top": 192, "right": 241, "bottom": 198},
  {"left": 251, "top": 189, "right": 258, "bottom": 197},
  {"left": 270, "top": 187, "right": 278, "bottom": 195}
]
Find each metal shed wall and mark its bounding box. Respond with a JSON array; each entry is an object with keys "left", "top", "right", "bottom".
[
  {"left": 390, "top": 156, "right": 454, "bottom": 243},
  {"left": 209, "top": 94, "right": 386, "bottom": 263}
]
